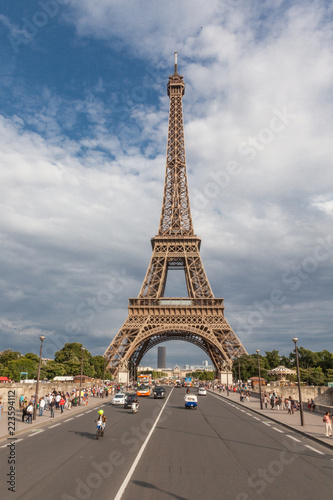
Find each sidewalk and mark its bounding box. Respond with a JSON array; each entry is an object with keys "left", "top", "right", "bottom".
[
  {"left": 0, "top": 395, "right": 112, "bottom": 442},
  {"left": 209, "top": 389, "right": 333, "bottom": 450}
]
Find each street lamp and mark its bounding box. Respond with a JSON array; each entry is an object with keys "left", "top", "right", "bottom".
[
  {"left": 79, "top": 347, "right": 85, "bottom": 406},
  {"left": 292, "top": 337, "right": 305, "bottom": 426},
  {"left": 256, "top": 349, "right": 263, "bottom": 410},
  {"left": 33, "top": 335, "right": 45, "bottom": 420},
  {"left": 226, "top": 367, "right": 229, "bottom": 397},
  {"left": 238, "top": 357, "right": 241, "bottom": 393}
]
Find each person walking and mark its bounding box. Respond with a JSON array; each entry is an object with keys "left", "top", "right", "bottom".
[
  {"left": 39, "top": 397, "right": 45, "bottom": 416},
  {"left": 26, "top": 402, "right": 33, "bottom": 424},
  {"left": 323, "top": 412, "right": 332, "bottom": 438},
  {"left": 0, "top": 400, "right": 3, "bottom": 422},
  {"left": 50, "top": 397, "right": 56, "bottom": 418},
  {"left": 59, "top": 396, "right": 65, "bottom": 414}
]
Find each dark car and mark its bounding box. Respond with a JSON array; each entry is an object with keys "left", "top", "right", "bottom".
[
  {"left": 124, "top": 393, "right": 138, "bottom": 409},
  {"left": 154, "top": 387, "right": 166, "bottom": 399}
]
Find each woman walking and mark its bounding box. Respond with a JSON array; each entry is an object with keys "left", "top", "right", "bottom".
[{"left": 323, "top": 412, "right": 332, "bottom": 438}]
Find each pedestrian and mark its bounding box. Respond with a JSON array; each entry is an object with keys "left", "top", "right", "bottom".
[
  {"left": 19, "top": 394, "right": 24, "bottom": 409},
  {"left": 323, "top": 412, "right": 332, "bottom": 437},
  {"left": 39, "top": 397, "right": 45, "bottom": 416},
  {"left": 311, "top": 399, "right": 316, "bottom": 412},
  {"left": 287, "top": 399, "right": 292, "bottom": 414},
  {"left": 307, "top": 399, "right": 311, "bottom": 411},
  {"left": 59, "top": 396, "right": 65, "bottom": 413},
  {"left": 0, "top": 400, "right": 3, "bottom": 422},
  {"left": 55, "top": 392, "right": 61, "bottom": 410},
  {"left": 26, "top": 402, "right": 33, "bottom": 423},
  {"left": 50, "top": 397, "right": 56, "bottom": 418}
]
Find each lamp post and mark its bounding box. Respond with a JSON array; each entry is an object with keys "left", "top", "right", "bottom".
[
  {"left": 226, "top": 367, "right": 229, "bottom": 396},
  {"left": 33, "top": 335, "right": 45, "bottom": 420},
  {"left": 238, "top": 357, "right": 241, "bottom": 393},
  {"left": 256, "top": 349, "right": 263, "bottom": 410},
  {"left": 292, "top": 337, "right": 305, "bottom": 426},
  {"left": 79, "top": 347, "right": 85, "bottom": 406}
]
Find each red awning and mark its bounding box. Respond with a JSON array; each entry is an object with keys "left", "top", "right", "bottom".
[{"left": 0, "top": 376, "right": 11, "bottom": 381}]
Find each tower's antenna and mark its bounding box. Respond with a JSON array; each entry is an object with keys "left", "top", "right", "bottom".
[{"left": 174, "top": 51, "right": 178, "bottom": 74}]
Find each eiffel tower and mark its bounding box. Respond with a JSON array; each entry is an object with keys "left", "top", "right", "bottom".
[{"left": 104, "top": 53, "right": 247, "bottom": 379}]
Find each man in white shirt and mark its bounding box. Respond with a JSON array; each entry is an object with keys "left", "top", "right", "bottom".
[
  {"left": 55, "top": 393, "right": 61, "bottom": 410},
  {"left": 39, "top": 397, "right": 45, "bottom": 416},
  {"left": 26, "top": 403, "right": 33, "bottom": 423}
]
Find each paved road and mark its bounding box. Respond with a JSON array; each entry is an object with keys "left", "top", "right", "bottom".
[{"left": 1, "top": 388, "right": 332, "bottom": 500}]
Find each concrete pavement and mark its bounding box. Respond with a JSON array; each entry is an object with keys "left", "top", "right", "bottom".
[{"left": 209, "top": 388, "right": 333, "bottom": 449}]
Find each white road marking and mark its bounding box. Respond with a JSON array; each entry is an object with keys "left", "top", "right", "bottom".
[
  {"left": 64, "top": 418, "right": 74, "bottom": 422},
  {"left": 75, "top": 414, "right": 84, "bottom": 417},
  {"left": 263, "top": 422, "right": 271, "bottom": 426},
  {"left": 49, "top": 423, "right": 61, "bottom": 428},
  {"left": 114, "top": 388, "right": 174, "bottom": 500},
  {"left": 253, "top": 417, "right": 260, "bottom": 420},
  {"left": 304, "top": 445, "right": 324, "bottom": 455},
  {"left": 286, "top": 435, "right": 301, "bottom": 442},
  {"left": 246, "top": 412, "right": 252, "bottom": 416},
  {"left": 1, "top": 438, "right": 24, "bottom": 448},
  {"left": 28, "top": 429, "right": 45, "bottom": 436},
  {"left": 86, "top": 410, "right": 93, "bottom": 413},
  {"left": 272, "top": 427, "right": 284, "bottom": 433}
]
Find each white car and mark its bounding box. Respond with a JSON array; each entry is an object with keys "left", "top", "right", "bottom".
[
  {"left": 111, "top": 393, "right": 126, "bottom": 405},
  {"left": 198, "top": 387, "right": 207, "bottom": 396}
]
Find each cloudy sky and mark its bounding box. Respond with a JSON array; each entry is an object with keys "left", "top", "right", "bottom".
[{"left": 0, "top": 0, "right": 332, "bottom": 368}]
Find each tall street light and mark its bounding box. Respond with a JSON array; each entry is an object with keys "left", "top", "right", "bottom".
[
  {"left": 256, "top": 349, "right": 263, "bottom": 410},
  {"left": 79, "top": 347, "right": 85, "bottom": 406},
  {"left": 226, "top": 367, "right": 229, "bottom": 397},
  {"left": 292, "top": 337, "right": 305, "bottom": 426},
  {"left": 238, "top": 357, "right": 241, "bottom": 393},
  {"left": 33, "top": 335, "right": 45, "bottom": 420}
]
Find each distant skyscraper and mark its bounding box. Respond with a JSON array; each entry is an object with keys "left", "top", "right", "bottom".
[{"left": 157, "top": 346, "right": 166, "bottom": 369}]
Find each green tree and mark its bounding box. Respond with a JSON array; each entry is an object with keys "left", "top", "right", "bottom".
[
  {"left": 0, "top": 350, "right": 21, "bottom": 365},
  {"left": 325, "top": 369, "right": 333, "bottom": 383},
  {"left": 40, "top": 360, "right": 67, "bottom": 380},
  {"left": 6, "top": 356, "right": 39, "bottom": 381},
  {"left": 233, "top": 354, "right": 268, "bottom": 382},
  {"left": 265, "top": 350, "right": 281, "bottom": 369}
]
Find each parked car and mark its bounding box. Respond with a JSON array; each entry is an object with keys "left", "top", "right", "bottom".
[
  {"left": 198, "top": 387, "right": 207, "bottom": 396},
  {"left": 111, "top": 393, "right": 126, "bottom": 405},
  {"left": 124, "top": 393, "right": 138, "bottom": 409},
  {"left": 153, "top": 387, "right": 166, "bottom": 399}
]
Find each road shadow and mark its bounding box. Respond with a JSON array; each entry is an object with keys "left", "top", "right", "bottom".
[
  {"left": 68, "top": 430, "right": 97, "bottom": 440},
  {"left": 132, "top": 480, "right": 187, "bottom": 500}
]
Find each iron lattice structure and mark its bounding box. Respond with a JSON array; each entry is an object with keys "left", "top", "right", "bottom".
[{"left": 104, "top": 54, "right": 247, "bottom": 377}]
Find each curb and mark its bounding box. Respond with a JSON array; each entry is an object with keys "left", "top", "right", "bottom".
[
  {"left": 0, "top": 396, "right": 112, "bottom": 444},
  {"left": 209, "top": 390, "right": 333, "bottom": 452}
]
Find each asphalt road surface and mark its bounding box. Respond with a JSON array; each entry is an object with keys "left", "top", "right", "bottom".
[{"left": 1, "top": 388, "right": 333, "bottom": 500}]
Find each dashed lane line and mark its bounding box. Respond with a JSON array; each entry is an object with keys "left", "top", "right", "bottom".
[
  {"left": 0, "top": 440, "right": 24, "bottom": 448},
  {"left": 286, "top": 435, "right": 301, "bottom": 442},
  {"left": 75, "top": 414, "right": 84, "bottom": 417},
  {"left": 64, "top": 418, "right": 74, "bottom": 422},
  {"left": 263, "top": 422, "right": 271, "bottom": 427},
  {"left": 305, "top": 445, "right": 324, "bottom": 455},
  {"left": 253, "top": 417, "right": 260, "bottom": 421},
  {"left": 272, "top": 427, "right": 284, "bottom": 433},
  {"left": 49, "top": 423, "right": 61, "bottom": 429},
  {"left": 246, "top": 412, "right": 252, "bottom": 416},
  {"left": 86, "top": 410, "right": 93, "bottom": 413},
  {"left": 28, "top": 429, "right": 45, "bottom": 436}
]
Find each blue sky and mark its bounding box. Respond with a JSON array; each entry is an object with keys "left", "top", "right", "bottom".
[{"left": 0, "top": 0, "right": 332, "bottom": 368}]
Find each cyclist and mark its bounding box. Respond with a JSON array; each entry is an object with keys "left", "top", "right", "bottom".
[{"left": 95, "top": 409, "right": 107, "bottom": 436}]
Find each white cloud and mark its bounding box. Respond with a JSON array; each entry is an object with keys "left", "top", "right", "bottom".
[{"left": 1, "top": 0, "right": 332, "bottom": 360}]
